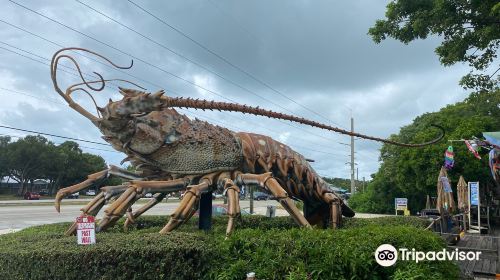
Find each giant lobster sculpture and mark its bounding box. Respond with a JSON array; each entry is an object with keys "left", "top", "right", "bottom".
[{"left": 51, "top": 48, "right": 445, "bottom": 237}]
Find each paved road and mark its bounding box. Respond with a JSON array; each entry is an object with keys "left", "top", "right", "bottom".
[
  {"left": 0, "top": 198, "right": 390, "bottom": 232},
  {"left": 0, "top": 199, "right": 281, "bottom": 231}
]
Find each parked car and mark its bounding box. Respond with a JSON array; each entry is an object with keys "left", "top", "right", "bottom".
[
  {"left": 39, "top": 189, "right": 49, "bottom": 196},
  {"left": 24, "top": 192, "right": 40, "bottom": 200},
  {"left": 144, "top": 193, "right": 153, "bottom": 198},
  {"left": 85, "top": 190, "right": 96, "bottom": 196},
  {"left": 253, "top": 192, "right": 269, "bottom": 201},
  {"left": 68, "top": 192, "right": 79, "bottom": 199},
  {"left": 212, "top": 193, "right": 224, "bottom": 200}
]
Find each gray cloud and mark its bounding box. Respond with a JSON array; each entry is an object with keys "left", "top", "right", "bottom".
[{"left": 0, "top": 0, "right": 469, "bottom": 180}]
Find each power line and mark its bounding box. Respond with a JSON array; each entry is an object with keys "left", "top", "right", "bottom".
[
  {"left": 0, "top": 18, "right": 350, "bottom": 148},
  {"left": 0, "top": 132, "right": 119, "bottom": 153},
  {"left": 0, "top": 41, "right": 108, "bottom": 85},
  {"left": 127, "top": 0, "right": 348, "bottom": 129},
  {"left": 0, "top": 46, "right": 92, "bottom": 82},
  {"left": 0, "top": 87, "right": 64, "bottom": 105},
  {"left": 0, "top": 37, "right": 347, "bottom": 154},
  {"left": 75, "top": 0, "right": 308, "bottom": 120},
  {"left": 489, "top": 65, "right": 500, "bottom": 79},
  {"left": 1, "top": 21, "right": 354, "bottom": 157},
  {"left": 6, "top": 0, "right": 240, "bottom": 104},
  {"left": 0, "top": 125, "right": 110, "bottom": 146},
  {"left": 206, "top": 0, "right": 261, "bottom": 44},
  {"left": 0, "top": 37, "right": 351, "bottom": 158},
  {"left": 0, "top": 85, "right": 349, "bottom": 158}
]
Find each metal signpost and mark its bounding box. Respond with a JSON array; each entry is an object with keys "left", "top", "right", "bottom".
[{"left": 468, "top": 182, "right": 480, "bottom": 233}]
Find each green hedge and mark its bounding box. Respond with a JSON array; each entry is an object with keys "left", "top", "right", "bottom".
[
  {"left": 341, "top": 216, "right": 431, "bottom": 229},
  {"left": 0, "top": 216, "right": 457, "bottom": 280},
  {"left": 125, "top": 215, "right": 431, "bottom": 232}
]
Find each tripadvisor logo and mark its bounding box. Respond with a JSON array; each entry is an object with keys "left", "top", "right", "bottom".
[
  {"left": 375, "top": 244, "right": 398, "bottom": 267},
  {"left": 374, "top": 244, "right": 481, "bottom": 267}
]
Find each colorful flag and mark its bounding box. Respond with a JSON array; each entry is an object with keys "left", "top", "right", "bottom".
[
  {"left": 444, "top": 146, "right": 454, "bottom": 170},
  {"left": 465, "top": 140, "right": 481, "bottom": 159}
]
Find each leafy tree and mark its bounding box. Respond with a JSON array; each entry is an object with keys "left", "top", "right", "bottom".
[
  {"left": 349, "top": 90, "right": 500, "bottom": 213},
  {"left": 51, "top": 141, "right": 108, "bottom": 193},
  {"left": 5, "top": 135, "right": 53, "bottom": 195},
  {"left": 2, "top": 136, "right": 113, "bottom": 195},
  {"left": 369, "top": 0, "right": 500, "bottom": 90},
  {"left": 0, "top": 136, "right": 11, "bottom": 180}
]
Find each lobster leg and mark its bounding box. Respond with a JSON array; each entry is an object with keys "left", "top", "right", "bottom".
[
  {"left": 323, "top": 192, "right": 343, "bottom": 229},
  {"left": 237, "top": 172, "right": 311, "bottom": 228},
  {"left": 55, "top": 165, "right": 142, "bottom": 213},
  {"left": 159, "top": 179, "right": 211, "bottom": 234},
  {"left": 124, "top": 193, "right": 167, "bottom": 230},
  {"left": 63, "top": 184, "right": 128, "bottom": 236},
  {"left": 219, "top": 177, "right": 240, "bottom": 238},
  {"left": 97, "top": 178, "right": 190, "bottom": 232}
]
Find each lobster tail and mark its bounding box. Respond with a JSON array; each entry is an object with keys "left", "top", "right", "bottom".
[{"left": 163, "top": 96, "right": 445, "bottom": 147}]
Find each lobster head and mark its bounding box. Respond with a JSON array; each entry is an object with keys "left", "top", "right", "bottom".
[{"left": 50, "top": 48, "right": 181, "bottom": 153}]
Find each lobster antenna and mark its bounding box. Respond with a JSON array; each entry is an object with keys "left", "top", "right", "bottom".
[
  {"left": 50, "top": 47, "right": 138, "bottom": 122},
  {"left": 163, "top": 97, "right": 445, "bottom": 147}
]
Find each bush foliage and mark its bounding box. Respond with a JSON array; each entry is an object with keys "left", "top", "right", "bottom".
[
  {"left": 0, "top": 216, "right": 457, "bottom": 280},
  {"left": 349, "top": 90, "right": 500, "bottom": 214}
]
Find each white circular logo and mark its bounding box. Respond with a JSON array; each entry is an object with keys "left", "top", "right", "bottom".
[{"left": 375, "top": 244, "right": 398, "bottom": 267}]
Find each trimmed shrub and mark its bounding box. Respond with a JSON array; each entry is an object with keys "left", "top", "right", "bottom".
[
  {"left": 212, "top": 225, "right": 457, "bottom": 280},
  {"left": 0, "top": 229, "right": 214, "bottom": 280},
  {"left": 0, "top": 216, "right": 457, "bottom": 280},
  {"left": 341, "top": 216, "right": 431, "bottom": 229}
]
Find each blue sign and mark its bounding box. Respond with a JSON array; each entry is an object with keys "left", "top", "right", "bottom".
[{"left": 470, "top": 182, "right": 479, "bottom": 206}]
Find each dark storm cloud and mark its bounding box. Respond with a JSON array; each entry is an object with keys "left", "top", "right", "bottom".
[{"left": 0, "top": 0, "right": 469, "bottom": 179}]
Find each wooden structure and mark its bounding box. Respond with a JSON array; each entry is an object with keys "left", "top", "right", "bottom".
[
  {"left": 449, "top": 229, "right": 500, "bottom": 277},
  {"left": 436, "top": 167, "right": 456, "bottom": 213},
  {"left": 457, "top": 176, "right": 468, "bottom": 212}
]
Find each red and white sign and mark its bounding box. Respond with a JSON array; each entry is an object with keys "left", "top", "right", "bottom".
[{"left": 76, "top": 216, "right": 96, "bottom": 245}]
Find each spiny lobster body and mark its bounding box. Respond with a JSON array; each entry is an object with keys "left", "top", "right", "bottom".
[
  {"left": 51, "top": 48, "right": 443, "bottom": 236},
  {"left": 96, "top": 89, "right": 352, "bottom": 224}
]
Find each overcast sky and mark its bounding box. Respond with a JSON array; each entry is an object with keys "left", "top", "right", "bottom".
[{"left": 0, "top": 0, "right": 470, "bottom": 180}]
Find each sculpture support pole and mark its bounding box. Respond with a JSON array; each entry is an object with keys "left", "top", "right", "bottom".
[{"left": 199, "top": 191, "right": 213, "bottom": 231}]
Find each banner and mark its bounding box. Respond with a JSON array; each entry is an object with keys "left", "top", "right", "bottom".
[
  {"left": 444, "top": 146, "right": 454, "bottom": 170},
  {"left": 465, "top": 140, "right": 481, "bottom": 159},
  {"left": 440, "top": 176, "right": 452, "bottom": 193}
]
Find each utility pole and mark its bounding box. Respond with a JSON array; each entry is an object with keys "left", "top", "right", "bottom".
[
  {"left": 356, "top": 167, "right": 359, "bottom": 192},
  {"left": 249, "top": 185, "right": 254, "bottom": 214},
  {"left": 350, "top": 117, "right": 355, "bottom": 194}
]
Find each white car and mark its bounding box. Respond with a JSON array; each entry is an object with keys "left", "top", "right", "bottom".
[
  {"left": 68, "top": 192, "right": 79, "bottom": 199},
  {"left": 85, "top": 190, "right": 96, "bottom": 196},
  {"left": 145, "top": 193, "right": 153, "bottom": 198}
]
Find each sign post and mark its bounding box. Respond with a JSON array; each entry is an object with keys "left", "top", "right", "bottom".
[
  {"left": 395, "top": 198, "right": 408, "bottom": 215},
  {"left": 76, "top": 216, "right": 96, "bottom": 245},
  {"left": 468, "top": 182, "right": 480, "bottom": 232}
]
